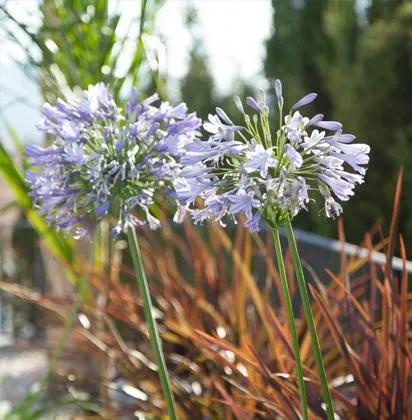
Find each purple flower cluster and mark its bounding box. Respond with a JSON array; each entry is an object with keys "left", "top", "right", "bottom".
[
  {"left": 174, "top": 80, "right": 370, "bottom": 232},
  {"left": 26, "top": 83, "right": 200, "bottom": 238}
]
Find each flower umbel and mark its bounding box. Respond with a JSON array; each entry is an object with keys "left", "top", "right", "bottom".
[
  {"left": 175, "top": 81, "right": 370, "bottom": 231},
  {"left": 26, "top": 83, "right": 201, "bottom": 238}
]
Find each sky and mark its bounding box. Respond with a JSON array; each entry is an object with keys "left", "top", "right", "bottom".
[
  {"left": 0, "top": 0, "right": 272, "bottom": 145},
  {"left": 157, "top": 0, "right": 271, "bottom": 92}
]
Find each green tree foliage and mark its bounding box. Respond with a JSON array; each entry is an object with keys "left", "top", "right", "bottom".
[
  {"left": 353, "top": 2, "right": 412, "bottom": 240},
  {"left": 264, "top": 0, "right": 412, "bottom": 247}
]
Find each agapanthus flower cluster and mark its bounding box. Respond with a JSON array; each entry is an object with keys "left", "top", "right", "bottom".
[
  {"left": 174, "top": 79, "right": 370, "bottom": 232},
  {"left": 26, "top": 83, "right": 201, "bottom": 238}
]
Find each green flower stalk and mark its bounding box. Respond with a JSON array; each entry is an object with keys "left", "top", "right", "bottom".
[
  {"left": 272, "top": 228, "right": 308, "bottom": 419},
  {"left": 284, "top": 218, "right": 334, "bottom": 419},
  {"left": 175, "top": 79, "right": 370, "bottom": 418},
  {"left": 127, "top": 229, "right": 177, "bottom": 420},
  {"left": 24, "top": 83, "right": 205, "bottom": 418}
]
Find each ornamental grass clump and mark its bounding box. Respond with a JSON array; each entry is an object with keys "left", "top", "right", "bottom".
[
  {"left": 25, "top": 83, "right": 201, "bottom": 420},
  {"left": 175, "top": 79, "right": 370, "bottom": 420}
]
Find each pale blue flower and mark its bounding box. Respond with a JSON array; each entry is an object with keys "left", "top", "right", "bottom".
[
  {"left": 284, "top": 111, "right": 310, "bottom": 143},
  {"left": 228, "top": 189, "right": 260, "bottom": 220},
  {"left": 315, "top": 120, "right": 343, "bottom": 131},
  {"left": 246, "top": 96, "right": 262, "bottom": 113},
  {"left": 285, "top": 144, "right": 303, "bottom": 168},
  {"left": 318, "top": 170, "right": 356, "bottom": 201},
  {"left": 274, "top": 79, "right": 283, "bottom": 109},
  {"left": 174, "top": 79, "right": 369, "bottom": 231},
  {"left": 244, "top": 212, "right": 263, "bottom": 233},
  {"left": 243, "top": 141, "right": 277, "bottom": 178},
  {"left": 301, "top": 129, "right": 325, "bottom": 149},
  {"left": 26, "top": 83, "right": 201, "bottom": 238},
  {"left": 203, "top": 113, "right": 242, "bottom": 141},
  {"left": 292, "top": 92, "right": 317, "bottom": 110}
]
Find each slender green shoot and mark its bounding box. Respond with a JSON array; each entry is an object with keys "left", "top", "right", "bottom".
[
  {"left": 127, "top": 228, "right": 177, "bottom": 420},
  {"left": 285, "top": 219, "right": 335, "bottom": 420},
  {"left": 272, "top": 229, "right": 308, "bottom": 420}
]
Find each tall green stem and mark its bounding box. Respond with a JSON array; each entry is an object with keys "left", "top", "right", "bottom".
[
  {"left": 284, "top": 219, "right": 335, "bottom": 420},
  {"left": 127, "top": 228, "right": 177, "bottom": 420},
  {"left": 272, "top": 229, "right": 308, "bottom": 420}
]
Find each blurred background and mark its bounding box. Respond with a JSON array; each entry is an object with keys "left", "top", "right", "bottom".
[
  {"left": 0, "top": 0, "right": 411, "bottom": 418},
  {"left": 2, "top": 0, "right": 411, "bottom": 245}
]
